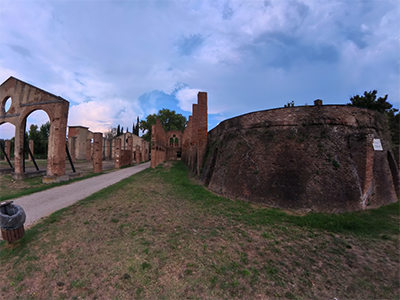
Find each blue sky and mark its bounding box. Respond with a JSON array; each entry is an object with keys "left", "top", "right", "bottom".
[{"left": 0, "top": 0, "right": 399, "bottom": 139}]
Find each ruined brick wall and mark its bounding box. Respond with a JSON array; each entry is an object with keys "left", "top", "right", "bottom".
[
  {"left": 0, "top": 76, "right": 69, "bottom": 177},
  {"left": 151, "top": 119, "right": 167, "bottom": 168},
  {"left": 92, "top": 132, "right": 103, "bottom": 173},
  {"left": 68, "top": 126, "right": 90, "bottom": 160},
  {"left": 201, "top": 104, "right": 398, "bottom": 213},
  {"left": 181, "top": 92, "right": 208, "bottom": 175},
  {"left": 166, "top": 130, "right": 183, "bottom": 161},
  {"left": 107, "top": 133, "right": 149, "bottom": 162}
]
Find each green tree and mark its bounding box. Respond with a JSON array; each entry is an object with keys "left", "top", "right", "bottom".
[
  {"left": 136, "top": 116, "right": 140, "bottom": 136},
  {"left": 139, "top": 109, "right": 187, "bottom": 142},
  {"left": 348, "top": 90, "right": 399, "bottom": 145},
  {"left": 348, "top": 90, "right": 393, "bottom": 113}
]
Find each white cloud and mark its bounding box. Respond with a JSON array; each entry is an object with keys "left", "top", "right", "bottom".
[
  {"left": 0, "top": 0, "right": 398, "bottom": 135},
  {"left": 176, "top": 88, "right": 202, "bottom": 112}
]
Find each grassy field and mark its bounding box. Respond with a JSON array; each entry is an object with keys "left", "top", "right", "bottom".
[{"left": 0, "top": 161, "right": 398, "bottom": 300}]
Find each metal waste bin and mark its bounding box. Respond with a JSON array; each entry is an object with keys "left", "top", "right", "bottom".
[{"left": 0, "top": 201, "right": 26, "bottom": 243}]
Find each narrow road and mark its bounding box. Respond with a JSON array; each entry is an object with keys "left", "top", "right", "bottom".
[{"left": 9, "top": 162, "right": 150, "bottom": 227}]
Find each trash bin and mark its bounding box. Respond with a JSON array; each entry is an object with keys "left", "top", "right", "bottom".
[{"left": 0, "top": 201, "right": 26, "bottom": 243}]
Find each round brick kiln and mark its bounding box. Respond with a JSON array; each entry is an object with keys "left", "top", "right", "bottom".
[{"left": 201, "top": 103, "right": 399, "bottom": 213}]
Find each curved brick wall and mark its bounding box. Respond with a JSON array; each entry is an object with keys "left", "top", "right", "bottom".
[{"left": 201, "top": 105, "right": 398, "bottom": 213}]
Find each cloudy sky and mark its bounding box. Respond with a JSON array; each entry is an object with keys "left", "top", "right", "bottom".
[{"left": 0, "top": 0, "right": 399, "bottom": 139}]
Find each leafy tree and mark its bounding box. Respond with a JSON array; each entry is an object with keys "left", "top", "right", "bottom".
[
  {"left": 348, "top": 90, "right": 399, "bottom": 145},
  {"left": 136, "top": 116, "right": 140, "bottom": 136},
  {"left": 26, "top": 122, "right": 50, "bottom": 158},
  {"left": 348, "top": 90, "right": 393, "bottom": 113},
  {"left": 117, "top": 125, "right": 121, "bottom": 136},
  {"left": 139, "top": 109, "right": 187, "bottom": 142}
]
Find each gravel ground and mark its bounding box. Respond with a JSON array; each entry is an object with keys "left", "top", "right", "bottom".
[{"left": 8, "top": 162, "right": 150, "bottom": 228}]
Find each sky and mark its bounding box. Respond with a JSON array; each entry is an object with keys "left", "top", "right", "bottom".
[{"left": 0, "top": 0, "right": 399, "bottom": 139}]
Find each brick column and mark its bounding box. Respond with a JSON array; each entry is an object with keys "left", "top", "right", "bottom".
[
  {"left": 114, "top": 138, "right": 121, "bottom": 169},
  {"left": 135, "top": 145, "right": 140, "bottom": 164},
  {"left": 86, "top": 139, "right": 92, "bottom": 161},
  {"left": 92, "top": 132, "right": 103, "bottom": 173},
  {"left": 361, "top": 134, "right": 375, "bottom": 208},
  {"left": 141, "top": 140, "right": 146, "bottom": 162},
  {"left": 151, "top": 124, "right": 156, "bottom": 168},
  {"left": 197, "top": 92, "right": 208, "bottom": 175},
  {"left": 4, "top": 140, "right": 10, "bottom": 162},
  {"left": 127, "top": 136, "right": 133, "bottom": 165},
  {"left": 28, "top": 140, "right": 34, "bottom": 161}
]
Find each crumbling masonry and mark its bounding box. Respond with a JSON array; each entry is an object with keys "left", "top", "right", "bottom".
[
  {"left": 152, "top": 93, "right": 398, "bottom": 213},
  {"left": 151, "top": 92, "right": 208, "bottom": 176},
  {"left": 0, "top": 77, "right": 69, "bottom": 179}
]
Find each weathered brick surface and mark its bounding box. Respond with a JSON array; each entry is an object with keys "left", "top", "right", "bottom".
[
  {"left": 150, "top": 119, "right": 167, "bottom": 168},
  {"left": 102, "top": 132, "right": 149, "bottom": 163},
  {"left": 135, "top": 145, "right": 140, "bottom": 164},
  {"left": 28, "top": 140, "right": 34, "bottom": 161},
  {"left": 114, "top": 138, "right": 122, "bottom": 169},
  {"left": 0, "top": 76, "right": 69, "bottom": 177},
  {"left": 86, "top": 139, "right": 92, "bottom": 161},
  {"left": 68, "top": 126, "right": 92, "bottom": 160},
  {"left": 92, "top": 132, "right": 103, "bottom": 173},
  {"left": 201, "top": 104, "right": 398, "bottom": 213},
  {"left": 197, "top": 92, "right": 208, "bottom": 175},
  {"left": 180, "top": 92, "right": 208, "bottom": 175}
]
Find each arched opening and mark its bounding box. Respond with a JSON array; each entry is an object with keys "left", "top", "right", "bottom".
[
  {"left": 0, "top": 122, "right": 16, "bottom": 173},
  {"left": 4, "top": 97, "right": 12, "bottom": 113},
  {"left": 24, "top": 110, "right": 50, "bottom": 173}
]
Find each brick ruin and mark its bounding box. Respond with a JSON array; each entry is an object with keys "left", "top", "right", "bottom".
[
  {"left": 151, "top": 93, "right": 398, "bottom": 212},
  {"left": 151, "top": 92, "right": 208, "bottom": 175},
  {"left": 68, "top": 126, "right": 149, "bottom": 170},
  {"left": 0, "top": 77, "right": 69, "bottom": 180},
  {"left": 200, "top": 100, "right": 399, "bottom": 213}
]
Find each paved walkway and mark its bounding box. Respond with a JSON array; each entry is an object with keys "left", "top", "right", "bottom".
[{"left": 8, "top": 162, "right": 150, "bottom": 228}]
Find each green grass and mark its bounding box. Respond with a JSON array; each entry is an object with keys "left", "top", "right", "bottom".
[
  {"left": 0, "top": 161, "right": 398, "bottom": 300},
  {"left": 160, "top": 162, "right": 399, "bottom": 237}
]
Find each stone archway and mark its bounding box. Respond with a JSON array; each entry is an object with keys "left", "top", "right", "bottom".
[{"left": 0, "top": 76, "right": 69, "bottom": 178}]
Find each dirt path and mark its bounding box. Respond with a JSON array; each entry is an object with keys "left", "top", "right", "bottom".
[{"left": 7, "top": 162, "right": 150, "bottom": 228}]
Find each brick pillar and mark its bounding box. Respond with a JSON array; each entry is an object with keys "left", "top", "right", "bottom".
[
  {"left": 361, "top": 134, "right": 375, "bottom": 208},
  {"left": 93, "top": 132, "right": 102, "bottom": 173},
  {"left": 314, "top": 99, "right": 323, "bottom": 106},
  {"left": 191, "top": 105, "right": 199, "bottom": 173},
  {"left": 135, "top": 145, "right": 140, "bottom": 164},
  {"left": 69, "top": 137, "right": 76, "bottom": 163},
  {"left": 28, "top": 140, "right": 34, "bottom": 161},
  {"left": 86, "top": 139, "right": 92, "bottom": 161},
  {"left": 4, "top": 140, "right": 10, "bottom": 162},
  {"left": 114, "top": 138, "right": 121, "bottom": 169},
  {"left": 197, "top": 92, "right": 208, "bottom": 175},
  {"left": 141, "top": 140, "right": 146, "bottom": 162},
  {"left": 46, "top": 102, "right": 69, "bottom": 176},
  {"left": 127, "top": 136, "right": 133, "bottom": 165},
  {"left": 151, "top": 124, "right": 156, "bottom": 168}
]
